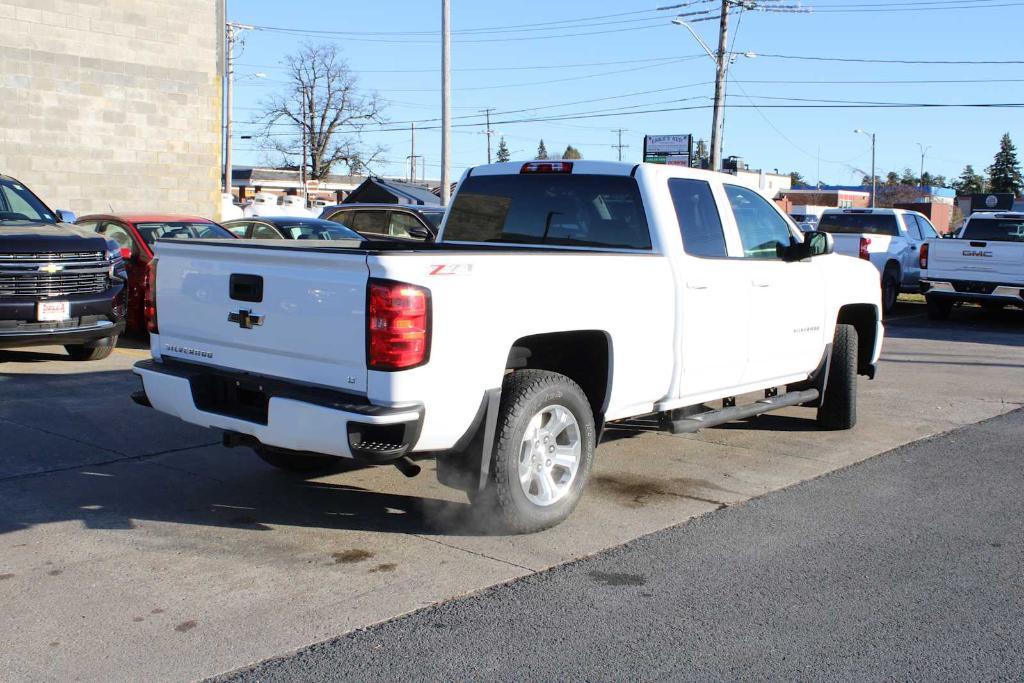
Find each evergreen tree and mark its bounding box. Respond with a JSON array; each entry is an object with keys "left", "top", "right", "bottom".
[
  {"left": 789, "top": 171, "right": 806, "bottom": 187},
  {"left": 932, "top": 174, "right": 947, "bottom": 188},
  {"left": 899, "top": 168, "right": 918, "bottom": 185},
  {"left": 920, "top": 171, "right": 933, "bottom": 187},
  {"left": 885, "top": 171, "right": 900, "bottom": 186},
  {"left": 987, "top": 133, "right": 1023, "bottom": 195},
  {"left": 536, "top": 139, "right": 548, "bottom": 160},
  {"left": 496, "top": 137, "right": 511, "bottom": 163},
  {"left": 562, "top": 145, "right": 583, "bottom": 160},
  {"left": 952, "top": 164, "right": 985, "bottom": 195}
]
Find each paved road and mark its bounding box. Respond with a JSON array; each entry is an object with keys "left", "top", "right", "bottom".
[{"left": 221, "top": 409, "right": 1024, "bottom": 682}]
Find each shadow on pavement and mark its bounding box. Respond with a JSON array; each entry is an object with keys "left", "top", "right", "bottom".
[{"left": 886, "top": 300, "right": 1024, "bottom": 347}]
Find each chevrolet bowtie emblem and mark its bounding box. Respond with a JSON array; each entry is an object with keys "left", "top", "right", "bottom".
[
  {"left": 228, "top": 309, "right": 264, "bottom": 329},
  {"left": 39, "top": 263, "right": 63, "bottom": 274}
]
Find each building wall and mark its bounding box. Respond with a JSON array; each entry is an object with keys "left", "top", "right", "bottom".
[{"left": 0, "top": 0, "right": 222, "bottom": 217}]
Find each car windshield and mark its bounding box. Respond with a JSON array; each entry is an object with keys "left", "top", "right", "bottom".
[
  {"left": 273, "top": 219, "right": 362, "bottom": 241},
  {"left": 444, "top": 174, "right": 651, "bottom": 249},
  {"left": 135, "top": 221, "right": 233, "bottom": 246},
  {"left": 961, "top": 218, "right": 1024, "bottom": 242},
  {"left": 818, "top": 212, "right": 899, "bottom": 236},
  {"left": 0, "top": 178, "right": 56, "bottom": 225}
]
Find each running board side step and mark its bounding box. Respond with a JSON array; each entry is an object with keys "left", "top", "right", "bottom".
[{"left": 659, "top": 389, "right": 820, "bottom": 435}]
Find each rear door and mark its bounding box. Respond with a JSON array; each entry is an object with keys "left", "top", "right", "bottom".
[
  {"left": 154, "top": 242, "right": 372, "bottom": 392},
  {"left": 901, "top": 214, "right": 924, "bottom": 286}
]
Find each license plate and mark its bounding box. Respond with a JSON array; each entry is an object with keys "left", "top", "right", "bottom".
[{"left": 37, "top": 300, "right": 70, "bottom": 322}]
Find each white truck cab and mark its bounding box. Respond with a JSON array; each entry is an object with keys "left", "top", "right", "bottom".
[
  {"left": 819, "top": 207, "right": 941, "bottom": 313},
  {"left": 133, "top": 161, "right": 884, "bottom": 532}
]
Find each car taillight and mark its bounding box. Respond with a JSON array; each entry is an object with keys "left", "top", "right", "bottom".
[
  {"left": 520, "top": 161, "right": 573, "bottom": 174},
  {"left": 920, "top": 242, "right": 929, "bottom": 269},
  {"left": 859, "top": 236, "right": 871, "bottom": 261},
  {"left": 144, "top": 257, "right": 158, "bottom": 334},
  {"left": 367, "top": 279, "right": 430, "bottom": 370}
]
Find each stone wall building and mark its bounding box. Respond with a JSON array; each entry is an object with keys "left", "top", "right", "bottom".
[{"left": 0, "top": 0, "right": 222, "bottom": 217}]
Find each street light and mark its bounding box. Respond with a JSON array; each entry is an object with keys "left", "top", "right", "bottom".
[
  {"left": 854, "top": 128, "right": 876, "bottom": 208},
  {"left": 917, "top": 142, "right": 931, "bottom": 187},
  {"left": 671, "top": 18, "right": 754, "bottom": 172}
]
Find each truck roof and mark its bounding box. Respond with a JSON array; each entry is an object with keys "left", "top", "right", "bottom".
[{"left": 465, "top": 160, "right": 766, "bottom": 188}]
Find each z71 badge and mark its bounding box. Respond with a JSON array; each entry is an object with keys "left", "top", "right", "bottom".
[{"left": 428, "top": 264, "right": 473, "bottom": 276}]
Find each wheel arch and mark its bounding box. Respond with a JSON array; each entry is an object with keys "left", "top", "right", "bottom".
[
  {"left": 506, "top": 330, "right": 612, "bottom": 425},
  {"left": 836, "top": 303, "right": 878, "bottom": 376}
]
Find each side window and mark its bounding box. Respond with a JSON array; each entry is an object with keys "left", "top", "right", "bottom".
[
  {"left": 668, "top": 178, "right": 727, "bottom": 258},
  {"left": 325, "top": 210, "right": 353, "bottom": 227},
  {"left": 724, "top": 185, "right": 794, "bottom": 259},
  {"left": 251, "top": 223, "right": 282, "bottom": 239},
  {"left": 97, "top": 221, "right": 135, "bottom": 251},
  {"left": 903, "top": 214, "right": 923, "bottom": 240},
  {"left": 918, "top": 216, "right": 939, "bottom": 239},
  {"left": 225, "top": 221, "right": 250, "bottom": 238},
  {"left": 388, "top": 212, "right": 424, "bottom": 239},
  {"left": 349, "top": 211, "right": 389, "bottom": 235}
]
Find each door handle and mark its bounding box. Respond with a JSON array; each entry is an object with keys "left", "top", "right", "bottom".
[
  {"left": 751, "top": 280, "right": 772, "bottom": 288},
  {"left": 686, "top": 280, "right": 709, "bottom": 290},
  {"left": 910, "top": 245, "right": 918, "bottom": 251}
]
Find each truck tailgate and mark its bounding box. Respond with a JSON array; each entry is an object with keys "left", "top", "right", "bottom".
[
  {"left": 153, "top": 241, "right": 371, "bottom": 393},
  {"left": 927, "top": 239, "right": 1024, "bottom": 281}
]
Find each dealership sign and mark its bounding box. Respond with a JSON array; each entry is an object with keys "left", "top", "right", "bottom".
[{"left": 643, "top": 134, "right": 693, "bottom": 166}]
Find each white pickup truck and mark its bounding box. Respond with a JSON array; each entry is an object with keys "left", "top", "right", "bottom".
[
  {"left": 920, "top": 211, "right": 1024, "bottom": 319},
  {"left": 132, "top": 161, "right": 883, "bottom": 532},
  {"left": 818, "top": 207, "right": 941, "bottom": 314}
]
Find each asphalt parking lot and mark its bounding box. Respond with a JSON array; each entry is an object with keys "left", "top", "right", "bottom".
[{"left": 1, "top": 301, "right": 1022, "bottom": 681}]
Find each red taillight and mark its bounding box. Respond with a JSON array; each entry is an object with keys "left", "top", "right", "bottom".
[
  {"left": 859, "top": 236, "right": 871, "bottom": 261},
  {"left": 144, "top": 257, "right": 158, "bottom": 333},
  {"left": 368, "top": 279, "right": 430, "bottom": 370},
  {"left": 520, "top": 161, "right": 573, "bottom": 174},
  {"left": 920, "top": 242, "right": 929, "bottom": 269}
]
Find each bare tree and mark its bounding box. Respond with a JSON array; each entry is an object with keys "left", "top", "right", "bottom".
[{"left": 259, "top": 44, "right": 386, "bottom": 179}]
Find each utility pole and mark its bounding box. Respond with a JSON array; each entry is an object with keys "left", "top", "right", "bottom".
[
  {"left": 300, "top": 84, "right": 308, "bottom": 207},
  {"left": 709, "top": 0, "right": 730, "bottom": 172},
  {"left": 612, "top": 129, "right": 629, "bottom": 162},
  {"left": 480, "top": 108, "right": 496, "bottom": 163},
  {"left": 440, "top": 0, "right": 451, "bottom": 205},
  {"left": 410, "top": 122, "right": 416, "bottom": 182},
  {"left": 223, "top": 21, "right": 253, "bottom": 197}
]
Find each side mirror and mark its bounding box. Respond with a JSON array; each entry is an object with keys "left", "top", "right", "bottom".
[
  {"left": 780, "top": 230, "right": 834, "bottom": 261},
  {"left": 406, "top": 226, "right": 433, "bottom": 241},
  {"left": 56, "top": 209, "right": 76, "bottom": 223}
]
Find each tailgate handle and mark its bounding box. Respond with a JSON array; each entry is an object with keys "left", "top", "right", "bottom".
[
  {"left": 969, "top": 241, "right": 987, "bottom": 247},
  {"left": 230, "top": 273, "right": 263, "bottom": 303}
]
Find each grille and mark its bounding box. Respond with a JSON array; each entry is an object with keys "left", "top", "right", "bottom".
[{"left": 0, "top": 251, "right": 111, "bottom": 297}]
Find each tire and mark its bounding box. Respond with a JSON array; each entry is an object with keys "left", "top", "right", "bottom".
[
  {"left": 881, "top": 266, "right": 899, "bottom": 315},
  {"left": 256, "top": 447, "right": 360, "bottom": 475},
  {"left": 64, "top": 335, "right": 117, "bottom": 361},
  {"left": 817, "top": 324, "right": 858, "bottom": 431},
  {"left": 925, "top": 295, "right": 953, "bottom": 321},
  {"left": 473, "top": 369, "right": 596, "bottom": 534}
]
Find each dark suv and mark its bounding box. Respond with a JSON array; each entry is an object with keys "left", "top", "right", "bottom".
[{"left": 0, "top": 174, "right": 126, "bottom": 360}]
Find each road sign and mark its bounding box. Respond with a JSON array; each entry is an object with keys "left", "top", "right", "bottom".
[{"left": 643, "top": 134, "right": 692, "bottom": 166}]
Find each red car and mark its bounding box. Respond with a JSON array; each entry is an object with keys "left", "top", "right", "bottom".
[{"left": 75, "top": 214, "right": 235, "bottom": 333}]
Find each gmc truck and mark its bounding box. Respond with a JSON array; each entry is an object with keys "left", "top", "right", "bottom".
[
  {"left": 920, "top": 211, "right": 1024, "bottom": 319},
  {"left": 133, "top": 161, "right": 884, "bottom": 532},
  {"left": 0, "top": 174, "right": 126, "bottom": 359}
]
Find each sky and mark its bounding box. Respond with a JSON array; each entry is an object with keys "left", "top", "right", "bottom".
[{"left": 227, "top": 0, "right": 1024, "bottom": 186}]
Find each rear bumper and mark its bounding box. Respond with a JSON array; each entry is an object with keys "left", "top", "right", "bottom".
[
  {"left": 921, "top": 279, "right": 1024, "bottom": 303},
  {"left": 132, "top": 358, "right": 423, "bottom": 462}
]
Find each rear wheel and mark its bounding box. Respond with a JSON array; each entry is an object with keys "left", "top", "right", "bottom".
[
  {"left": 817, "top": 324, "right": 858, "bottom": 431},
  {"left": 473, "top": 369, "right": 595, "bottom": 533},
  {"left": 64, "top": 335, "right": 117, "bottom": 361},
  {"left": 881, "top": 266, "right": 899, "bottom": 315},
  {"left": 926, "top": 295, "right": 953, "bottom": 320}
]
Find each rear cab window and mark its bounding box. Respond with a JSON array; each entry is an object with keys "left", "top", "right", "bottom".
[
  {"left": 819, "top": 212, "right": 899, "bottom": 236},
  {"left": 668, "top": 178, "right": 727, "bottom": 257},
  {"left": 444, "top": 174, "right": 651, "bottom": 249},
  {"left": 961, "top": 217, "right": 1024, "bottom": 242}
]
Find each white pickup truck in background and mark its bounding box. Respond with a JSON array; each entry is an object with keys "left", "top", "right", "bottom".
[
  {"left": 818, "top": 207, "right": 941, "bottom": 314},
  {"left": 920, "top": 211, "right": 1024, "bottom": 319},
  {"left": 132, "top": 161, "right": 883, "bottom": 532}
]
